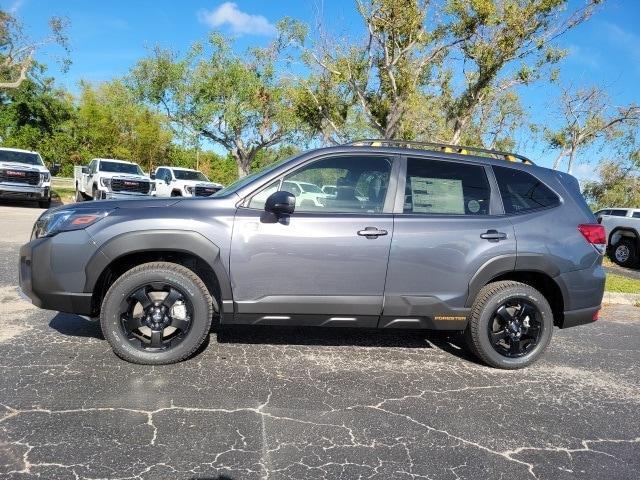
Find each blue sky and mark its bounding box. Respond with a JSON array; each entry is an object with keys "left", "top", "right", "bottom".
[{"left": 3, "top": 0, "right": 640, "bottom": 177}]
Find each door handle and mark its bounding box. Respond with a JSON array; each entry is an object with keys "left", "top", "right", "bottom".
[
  {"left": 480, "top": 229, "right": 507, "bottom": 242},
  {"left": 357, "top": 227, "right": 388, "bottom": 238}
]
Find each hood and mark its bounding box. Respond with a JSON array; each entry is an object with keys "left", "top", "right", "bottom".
[
  {"left": 102, "top": 172, "right": 150, "bottom": 181},
  {"left": 0, "top": 161, "right": 48, "bottom": 173},
  {"left": 51, "top": 197, "right": 180, "bottom": 213},
  {"left": 177, "top": 179, "right": 223, "bottom": 188}
]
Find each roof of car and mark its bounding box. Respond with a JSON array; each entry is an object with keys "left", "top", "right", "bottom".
[{"left": 0, "top": 147, "right": 40, "bottom": 155}]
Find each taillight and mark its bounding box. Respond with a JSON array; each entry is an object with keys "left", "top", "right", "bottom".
[{"left": 578, "top": 224, "right": 606, "bottom": 254}]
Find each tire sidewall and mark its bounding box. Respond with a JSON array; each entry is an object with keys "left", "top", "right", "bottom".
[
  {"left": 474, "top": 286, "right": 553, "bottom": 368},
  {"left": 101, "top": 266, "right": 211, "bottom": 364},
  {"left": 613, "top": 240, "right": 637, "bottom": 267}
]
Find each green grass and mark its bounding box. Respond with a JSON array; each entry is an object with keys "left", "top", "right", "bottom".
[
  {"left": 51, "top": 187, "right": 76, "bottom": 204},
  {"left": 605, "top": 273, "right": 640, "bottom": 294}
]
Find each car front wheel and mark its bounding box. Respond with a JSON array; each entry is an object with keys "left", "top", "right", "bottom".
[
  {"left": 465, "top": 281, "right": 553, "bottom": 369},
  {"left": 100, "top": 262, "right": 214, "bottom": 364}
]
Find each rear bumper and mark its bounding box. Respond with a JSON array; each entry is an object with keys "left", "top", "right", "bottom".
[
  {"left": 561, "top": 305, "right": 601, "bottom": 329},
  {"left": 19, "top": 231, "right": 97, "bottom": 315}
]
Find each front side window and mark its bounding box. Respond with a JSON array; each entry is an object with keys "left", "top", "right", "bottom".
[
  {"left": 493, "top": 166, "right": 560, "bottom": 215},
  {"left": 403, "top": 158, "right": 490, "bottom": 215},
  {"left": 281, "top": 156, "right": 392, "bottom": 213},
  {"left": 633, "top": 212, "right": 640, "bottom": 218}
]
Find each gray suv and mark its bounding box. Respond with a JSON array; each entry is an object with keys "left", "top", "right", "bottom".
[{"left": 19, "top": 141, "right": 606, "bottom": 369}]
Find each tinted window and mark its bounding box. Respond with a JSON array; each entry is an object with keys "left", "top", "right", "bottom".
[
  {"left": 281, "top": 156, "right": 391, "bottom": 213},
  {"left": 632, "top": 212, "right": 640, "bottom": 218},
  {"left": 174, "top": 169, "right": 209, "bottom": 181},
  {"left": 0, "top": 150, "right": 43, "bottom": 165},
  {"left": 610, "top": 209, "right": 628, "bottom": 217},
  {"left": 100, "top": 161, "right": 143, "bottom": 175},
  {"left": 403, "top": 158, "right": 490, "bottom": 215},
  {"left": 493, "top": 166, "right": 559, "bottom": 214}
]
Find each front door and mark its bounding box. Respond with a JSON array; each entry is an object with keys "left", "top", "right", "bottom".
[{"left": 229, "top": 154, "right": 397, "bottom": 327}]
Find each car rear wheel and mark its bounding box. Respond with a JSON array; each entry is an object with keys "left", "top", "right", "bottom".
[
  {"left": 609, "top": 238, "right": 638, "bottom": 268},
  {"left": 100, "top": 262, "right": 214, "bottom": 365},
  {"left": 465, "top": 281, "right": 553, "bottom": 369}
]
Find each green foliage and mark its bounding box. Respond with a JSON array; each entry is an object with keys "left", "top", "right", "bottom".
[{"left": 582, "top": 161, "right": 640, "bottom": 210}]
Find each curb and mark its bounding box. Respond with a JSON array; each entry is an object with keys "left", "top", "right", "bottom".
[{"left": 603, "top": 291, "right": 640, "bottom": 306}]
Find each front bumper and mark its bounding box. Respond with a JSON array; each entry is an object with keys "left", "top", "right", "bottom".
[
  {"left": 19, "top": 230, "right": 97, "bottom": 315},
  {"left": 96, "top": 187, "right": 151, "bottom": 200},
  {"left": 0, "top": 183, "right": 50, "bottom": 199}
]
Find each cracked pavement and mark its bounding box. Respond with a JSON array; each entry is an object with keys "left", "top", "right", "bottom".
[{"left": 1, "top": 204, "right": 639, "bottom": 479}]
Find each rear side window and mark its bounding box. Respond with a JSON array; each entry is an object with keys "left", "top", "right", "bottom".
[
  {"left": 493, "top": 166, "right": 559, "bottom": 215},
  {"left": 610, "top": 209, "right": 628, "bottom": 217},
  {"left": 403, "top": 158, "right": 490, "bottom": 215}
]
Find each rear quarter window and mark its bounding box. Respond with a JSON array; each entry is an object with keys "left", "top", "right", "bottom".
[{"left": 493, "top": 166, "right": 560, "bottom": 215}]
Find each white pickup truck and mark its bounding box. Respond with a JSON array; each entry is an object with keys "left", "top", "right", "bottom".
[
  {"left": 74, "top": 158, "right": 153, "bottom": 201},
  {"left": 152, "top": 166, "right": 223, "bottom": 197},
  {"left": 0, "top": 147, "right": 59, "bottom": 208},
  {"left": 597, "top": 207, "right": 640, "bottom": 268}
]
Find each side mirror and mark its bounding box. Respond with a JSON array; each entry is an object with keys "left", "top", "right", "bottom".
[
  {"left": 166, "top": 178, "right": 171, "bottom": 185},
  {"left": 81, "top": 166, "right": 89, "bottom": 174},
  {"left": 150, "top": 173, "right": 156, "bottom": 180},
  {"left": 265, "top": 191, "right": 295, "bottom": 216},
  {"left": 50, "top": 163, "right": 60, "bottom": 176}
]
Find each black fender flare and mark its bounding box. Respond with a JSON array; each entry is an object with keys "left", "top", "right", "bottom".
[
  {"left": 609, "top": 227, "right": 639, "bottom": 247},
  {"left": 84, "top": 229, "right": 233, "bottom": 309},
  {"left": 466, "top": 253, "right": 565, "bottom": 308}
]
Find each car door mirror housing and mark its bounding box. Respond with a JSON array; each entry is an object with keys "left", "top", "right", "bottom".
[
  {"left": 81, "top": 166, "right": 89, "bottom": 174},
  {"left": 50, "top": 163, "right": 61, "bottom": 176},
  {"left": 265, "top": 191, "right": 295, "bottom": 216},
  {"left": 150, "top": 173, "right": 156, "bottom": 180}
]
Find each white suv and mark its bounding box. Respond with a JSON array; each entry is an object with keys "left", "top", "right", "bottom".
[
  {"left": 153, "top": 166, "right": 223, "bottom": 197},
  {"left": 282, "top": 180, "right": 330, "bottom": 208},
  {"left": 0, "top": 147, "right": 58, "bottom": 208}
]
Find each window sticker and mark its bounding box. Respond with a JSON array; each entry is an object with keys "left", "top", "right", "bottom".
[{"left": 410, "top": 177, "right": 464, "bottom": 214}]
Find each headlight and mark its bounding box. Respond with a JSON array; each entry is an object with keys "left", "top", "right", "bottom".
[
  {"left": 40, "top": 172, "right": 51, "bottom": 182},
  {"left": 100, "top": 177, "right": 111, "bottom": 189},
  {"left": 185, "top": 186, "right": 194, "bottom": 194},
  {"left": 31, "top": 208, "right": 113, "bottom": 240}
]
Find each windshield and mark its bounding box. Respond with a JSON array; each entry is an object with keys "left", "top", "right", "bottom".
[
  {"left": 100, "top": 160, "right": 144, "bottom": 175},
  {"left": 0, "top": 150, "right": 44, "bottom": 166},
  {"left": 213, "top": 155, "right": 294, "bottom": 197},
  {"left": 173, "top": 169, "right": 209, "bottom": 181}
]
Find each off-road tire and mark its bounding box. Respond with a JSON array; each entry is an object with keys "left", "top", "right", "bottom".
[
  {"left": 464, "top": 281, "right": 553, "bottom": 369},
  {"left": 100, "top": 262, "right": 214, "bottom": 365}
]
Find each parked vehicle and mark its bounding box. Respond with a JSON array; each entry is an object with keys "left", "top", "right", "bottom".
[
  {"left": 20, "top": 140, "right": 605, "bottom": 369},
  {"left": 152, "top": 166, "right": 223, "bottom": 197},
  {"left": 281, "top": 180, "right": 330, "bottom": 208},
  {"left": 598, "top": 207, "right": 640, "bottom": 268},
  {"left": 0, "top": 147, "right": 59, "bottom": 208},
  {"left": 74, "top": 158, "right": 153, "bottom": 201}
]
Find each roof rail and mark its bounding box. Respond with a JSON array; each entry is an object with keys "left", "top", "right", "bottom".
[{"left": 345, "top": 139, "right": 534, "bottom": 165}]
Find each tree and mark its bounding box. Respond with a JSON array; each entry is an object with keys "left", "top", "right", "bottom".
[
  {"left": 0, "top": 10, "right": 69, "bottom": 90},
  {"left": 75, "top": 81, "right": 173, "bottom": 172},
  {"left": 131, "top": 26, "right": 302, "bottom": 177},
  {"left": 582, "top": 159, "right": 640, "bottom": 210},
  {"left": 300, "top": 0, "right": 600, "bottom": 147},
  {"left": 547, "top": 86, "right": 640, "bottom": 173}
]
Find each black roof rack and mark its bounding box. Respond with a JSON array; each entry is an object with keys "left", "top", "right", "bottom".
[{"left": 345, "top": 139, "right": 534, "bottom": 165}]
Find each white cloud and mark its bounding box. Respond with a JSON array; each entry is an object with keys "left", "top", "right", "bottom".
[
  {"left": 603, "top": 22, "right": 640, "bottom": 61},
  {"left": 8, "top": 0, "right": 25, "bottom": 14},
  {"left": 198, "top": 2, "right": 277, "bottom": 36}
]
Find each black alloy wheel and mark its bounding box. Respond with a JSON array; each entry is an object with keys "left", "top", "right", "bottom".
[
  {"left": 487, "top": 299, "right": 542, "bottom": 358},
  {"left": 119, "top": 283, "right": 193, "bottom": 352}
]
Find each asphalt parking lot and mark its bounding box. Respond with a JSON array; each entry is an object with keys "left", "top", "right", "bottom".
[{"left": 0, "top": 203, "right": 639, "bottom": 480}]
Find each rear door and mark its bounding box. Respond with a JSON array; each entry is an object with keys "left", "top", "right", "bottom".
[
  {"left": 381, "top": 156, "right": 516, "bottom": 329},
  {"left": 229, "top": 153, "right": 398, "bottom": 327}
]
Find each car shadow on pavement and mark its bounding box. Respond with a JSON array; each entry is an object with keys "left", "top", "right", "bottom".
[
  {"left": 217, "top": 325, "right": 482, "bottom": 364},
  {"left": 48, "top": 314, "right": 482, "bottom": 366},
  {"left": 49, "top": 313, "right": 104, "bottom": 339}
]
